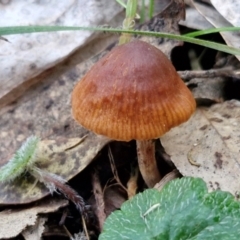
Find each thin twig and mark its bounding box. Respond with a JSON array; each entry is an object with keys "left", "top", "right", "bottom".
[
  {"left": 92, "top": 170, "right": 106, "bottom": 232},
  {"left": 108, "top": 146, "right": 127, "bottom": 192},
  {"left": 178, "top": 68, "right": 240, "bottom": 80},
  {"left": 62, "top": 225, "right": 73, "bottom": 239},
  {"left": 126, "top": 165, "right": 138, "bottom": 198},
  {"left": 81, "top": 215, "right": 90, "bottom": 240},
  {"left": 59, "top": 208, "right": 69, "bottom": 226},
  {"left": 154, "top": 169, "right": 181, "bottom": 191},
  {"left": 0, "top": 36, "right": 9, "bottom": 42}
]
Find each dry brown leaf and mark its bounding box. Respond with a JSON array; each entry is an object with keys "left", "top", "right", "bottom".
[
  {"left": 0, "top": 198, "right": 68, "bottom": 239},
  {"left": 0, "top": 0, "right": 122, "bottom": 107},
  {"left": 0, "top": 36, "right": 115, "bottom": 206},
  {"left": 210, "top": 0, "right": 240, "bottom": 26},
  {"left": 0, "top": 34, "right": 116, "bottom": 164},
  {"left": 192, "top": 0, "right": 240, "bottom": 61},
  {"left": 0, "top": 133, "right": 111, "bottom": 205},
  {"left": 0, "top": 0, "right": 188, "bottom": 208},
  {"left": 180, "top": 6, "right": 213, "bottom": 30},
  {"left": 189, "top": 77, "right": 226, "bottom": 102},
  {"left": 103, "top": 185, "right": 127, "bottom": 217},
  {"left": 161, "top": 100, "right": 240, "bottom": 197},
  {"left": 22, "top": 217, "right": 47, "bottom": 240}
]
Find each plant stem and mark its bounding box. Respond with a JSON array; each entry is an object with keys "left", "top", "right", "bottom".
[
  {"left": 119, "top": 0, "right": 137, "bottom": 45},
  {"left": 31, "top": 167, "right": 88, "bottom": 220},
  {"left": 149, "top": 0, "right": 154, "bottom": 19},
  {"left": 140, "top": 0, "right": 145, "bottom": 23},
  {"left": 136, "top": 140, "right": 161, "bottom": 188}
]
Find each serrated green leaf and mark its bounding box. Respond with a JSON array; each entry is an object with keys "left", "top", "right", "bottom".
[{"left": 100, "top": 177, "right": 240, "bottom": 240}]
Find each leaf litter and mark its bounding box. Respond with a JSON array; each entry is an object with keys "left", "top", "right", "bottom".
[
  {"left": 1, "top": 0, "right": 240, "bottom": 239},
  {"left": 161, "top": 100, "right": 240, "bottom": 197},
  {"left": 0, "top": 198, "right": 68, "bottom": 239},
  {"left": 192, "top": 0, "right": 240, "bottom": 61}
]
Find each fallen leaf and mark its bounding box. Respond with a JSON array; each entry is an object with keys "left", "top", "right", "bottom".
[
  {"left": 192, "top": 0, "right": 240, "bottom": 61},
  {"left": 0, "top": 0, "right": 122, "bottom": 107},
  {"left": 0, "top": 198, "right": 68, "bottom": 239},
  {"left": 0, "top": 0, "right": 190, "bottom": 207},
  {"left": 103, "top": 185, "right": 127, "bottom": 217},
  {"left": 0, "top": 133, "right": 111, "bottom": 205},
  {"left": 189, "top": 77, "right": 226, "bottom": 102},
  {"left": 210, "top": 0, "right": 240, "bottom": 26},
  {"left": 22, "top": 217, "right": 47, "bottom": 240},
  {"left": 161, "top": 100, "right": 240, "bottom": 197},
  {"left": 180, "top": 5, "right": 213, "bottom": 30},
  {"left": 0, "top": 36, "right": 115, "bottom": 171}
]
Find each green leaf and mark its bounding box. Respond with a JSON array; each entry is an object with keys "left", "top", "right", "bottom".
[
  {"left": 184, "top": 26, "right": 240, "bottom": 38},
  {"left": 99, "top": 177, "right": 240, "bottom": 240},
  {"left": 115, "top": 0, "right": 127, "bottom": 8},
  {"left": 0, "top": 136, "right": 39, "bottom": 183}
]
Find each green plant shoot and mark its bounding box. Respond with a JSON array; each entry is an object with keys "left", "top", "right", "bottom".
[{"left": 0, "top": 136, "right": 39, "bottom": 182}]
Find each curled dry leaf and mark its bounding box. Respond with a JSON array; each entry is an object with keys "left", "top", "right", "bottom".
[
  {"left": 0, "top": 133, "right": 111, "bottom": 205},
  {"left": 210, "top": 0, "right": 240, "bottom": 26},
  {"left": 0, "top": 198, "right": 68, "bottom": 239},
  {"left": 161, "top": 100, "right": 240, "bottom": 197},
  {"left": 192, "top": 0, "right": 240, "bottom": 61}
]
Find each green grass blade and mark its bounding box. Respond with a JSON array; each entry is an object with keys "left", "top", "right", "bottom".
[
  {"left": 140, "top": 0, "right": 146, "bottom": 23},
  {"left": 115, "top": 0, "right": 127, "bottom": 8},
  {"left": 149, "top": 0, "right": 154, "bottom": 19},
  {"left": 0, "top": 26, "right": 240, "bottom": 55},
  {"left": 184, "top": 26, "right": 240, "bottom": 37},
  {"left": 0, "top": 26, "right": 93, "bottom": 35}
]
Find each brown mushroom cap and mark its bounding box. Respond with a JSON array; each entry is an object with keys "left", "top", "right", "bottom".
[{"left": 72, "top": 40, "right": 196, "bottom": 141}]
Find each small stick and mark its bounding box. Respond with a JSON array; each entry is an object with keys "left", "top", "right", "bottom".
[
  {"left": 126, "top": 165, "right": 138, "bottom": 198},
  {"left": 81, "top": 215, "right": 90, "bottom": 240},
  {"left": 178, "top": 68, "right": 240, "bottom": 80},
  {"left": 62, "top": 225, "right": 73, "bottom": 239},
  {"left": 91, "top": 170, "right": 106, "bottom": 231},
  {"left": 59, "top": 209, "right": 68, "bottom": 226},
  {"left": 108, "top": 146, "right": 127, "bottom": 192},
  {"left": 0, "top": 36, "right": 9, "bottom": 42},
  {"left": 154, "top": 169, "right": 181, "bottom": 191}
]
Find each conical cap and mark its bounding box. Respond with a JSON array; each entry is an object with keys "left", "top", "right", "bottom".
[{"left": 72, "top": 40, "right": 196, "bottom": 141}]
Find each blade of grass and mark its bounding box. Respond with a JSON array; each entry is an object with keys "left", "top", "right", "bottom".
[
  {"left": 140, "top": 0, "right": 145, "bottom": 23},
  {"left": 115, "top": 0, "right": 127, "bottom": 8},
  {"left": 0, "top": 26, "right": 240, "bottom": 55},
  {"left": 184, "top": 26, "right": 240, "bottom": 37},
  {"left": 149, "top": 0, "right": 154, "bottom": 19}
]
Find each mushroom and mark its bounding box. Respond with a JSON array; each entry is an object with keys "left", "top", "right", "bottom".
[{"left": 71, "top": 40, "right": 196, "bottom": 188}]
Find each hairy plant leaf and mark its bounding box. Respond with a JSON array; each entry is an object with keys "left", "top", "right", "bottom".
[{"left": 100, "top": 177, "right": 240, "bottom": 240}]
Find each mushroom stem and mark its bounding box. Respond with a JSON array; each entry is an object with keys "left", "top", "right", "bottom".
[{"left": 136, "top": 140, "right": 161, "bottom": 188}]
